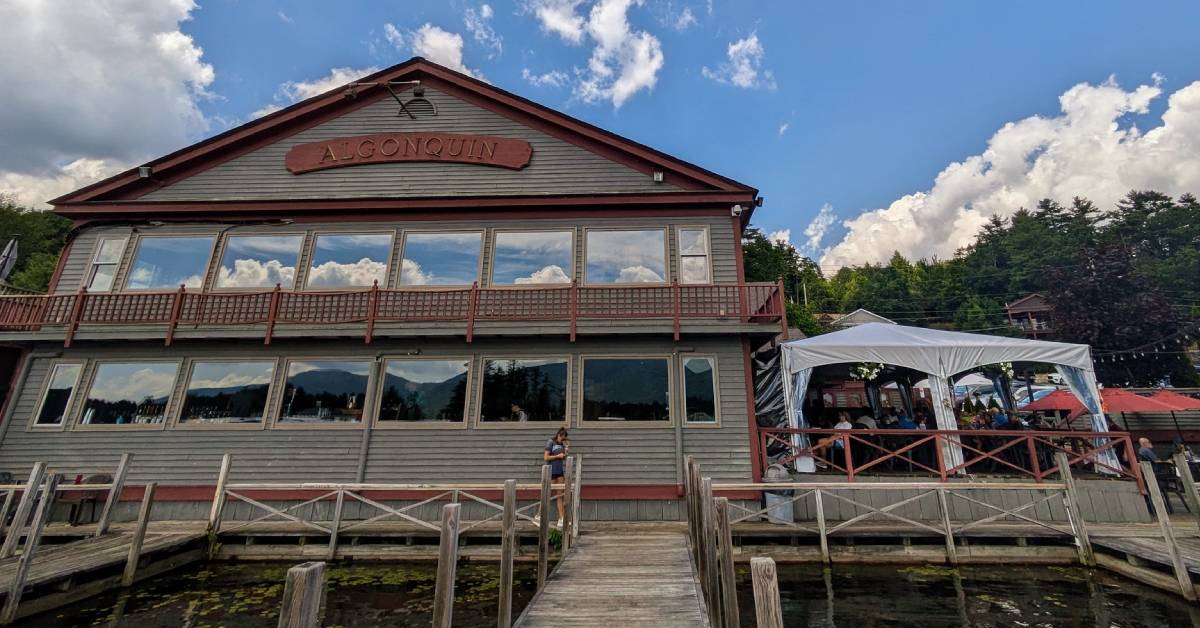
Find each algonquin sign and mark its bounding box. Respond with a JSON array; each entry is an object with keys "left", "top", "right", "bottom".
[{"left": 285, "top": 132, "right": 533, "bottom": 174}]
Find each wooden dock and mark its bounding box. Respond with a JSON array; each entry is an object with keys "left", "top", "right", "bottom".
[{"left": 514, "top": 530, "right": 708, "bottom": 627}]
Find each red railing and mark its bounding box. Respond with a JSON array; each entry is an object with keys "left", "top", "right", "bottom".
[
  {"left": 760, "top": 428, "right": 1145, "bottom": 492},
  {"left": 0, "top": 281, "right": 786, "bottom": 346}
]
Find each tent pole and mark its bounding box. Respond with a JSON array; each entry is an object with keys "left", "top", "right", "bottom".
[{"left": 1171, "top": 411, "right": 1184, "bottom": 443}]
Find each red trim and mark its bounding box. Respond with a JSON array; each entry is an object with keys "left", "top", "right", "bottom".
[
  {"left": 108, "top": 483, "right": 760, "bottom": 502},
  {"left": 45, "top": 232, "right": 75, "bottom": 294},
  {"left": 0, "top": 349, "right": 29, "bottom": 434},
  {"left": 743, "top": 336, "right": 764, "bottom": 482}
]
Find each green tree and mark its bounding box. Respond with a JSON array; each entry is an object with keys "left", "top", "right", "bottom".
[{"left": 0, "top": 198, "right": 72, "bottom": 292}]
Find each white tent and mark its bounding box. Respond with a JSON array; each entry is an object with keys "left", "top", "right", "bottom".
[{"left": 779, "top": 323, "right": 1111, "bottom": 472}]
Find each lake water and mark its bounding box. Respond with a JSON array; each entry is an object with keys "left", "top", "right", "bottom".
[{"left": 26, "top": 561, "right": 1200, "bottom": 627}]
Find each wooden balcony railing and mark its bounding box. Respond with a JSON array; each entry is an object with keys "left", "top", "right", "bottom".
[{"left": 0, "top": 280, "right": 786, "bottom": 346}]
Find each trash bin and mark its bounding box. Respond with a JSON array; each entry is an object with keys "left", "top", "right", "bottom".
[{"left": 763, "top": 463, "right": 794, "bottom": 524}]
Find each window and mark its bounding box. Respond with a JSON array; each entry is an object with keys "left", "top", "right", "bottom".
[
  {"left": 682, "top": 357, "right": 718, "bottom": 424},
  {"left": 33, "top": 363, "right": 82, "bottom": 427},
  {"left": 399, "top": 232, "right": 482, "bottom": 286},
  {"left": 216, "top": 235, "right": 304, "bottom": 289},
  {"left": 86, "top": 236, "right": 127, "bottom": 292},
  {"left": 479, "top": 358, "right": 568, "bottom": 423},
  {"left": 585, "top": 229, "right": 666, "bottom": 284},
  {"left": 678, "top": 228, "right": 711, "bottom": 284},
  {"left": 80, "top": 362, "right": 178, "bottom": 426},
  {"left": 492, "top": 231, "right": 573, "bottom": 285},
  {"left": 126, "top": 236, "right": 215, "bottom": 290},
  {"left": 377, "top": 359, "right": 470, "bottom": 423},
  {"left": 307, "top": 233, "right": 393, "bottom": 288},
  {"left": 278, "top": 360, "right": 371, "bottom": 424},
  {"left": 178, "top": 361, "right": 275, "bottom": 425},
  {"left": 582, "top": 358, "right": 670, "bottom": 423}
]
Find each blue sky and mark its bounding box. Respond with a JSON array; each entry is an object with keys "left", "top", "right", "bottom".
[{"left": 3, "top": 1, "right": 1199, "bottom": 268}]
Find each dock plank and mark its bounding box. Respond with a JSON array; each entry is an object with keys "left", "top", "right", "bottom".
[{"left": 0, "top": 531, "right": 202, "bottom": 590}]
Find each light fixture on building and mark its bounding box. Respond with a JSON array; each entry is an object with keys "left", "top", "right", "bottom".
[{"left": 652, "top": 171, "right": 664, "bottom": 183}]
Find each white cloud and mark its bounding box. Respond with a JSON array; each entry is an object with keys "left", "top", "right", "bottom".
[
  {"left": 464, "top": 4, "right": 503, "bottom": 58},
  {"left": 0, "top": 0, "right": 214, "bottom": 207},
  {"left": 306, "top": 258, "right": 388, "bottom": 288},
  {"left": 801, "top": 203, "right": 836, "bottom": 257},
  {"left": 252, "top": 66, "right": 380, "bottom": 119},
  {"left": 702, "top": 33, "right": 775, "bottom": 89},
  {"left": 822, "top": 77, "right": 1200, "bottom": 267},
  {"left": 523, "top": 68, "right": 570, "bottom": 88},
  {"left": 522, "top": 0, "right": 587, "bottom": 44},
  {"left": 90, "top": 367, "right": 177, "bottom": 403},
  {"left": 384, "top": 23, "right": 405, "bottom": 48},
  {"left": 515, "top": 265, "right": 571, "bottom": 284},
  {"left": 399, "top": 259, "right": 430, "bottom": 286},
  {"left": 660, "top": 4, "right": 697, "bottom": 31},
  {"left": 617, "top": 265, "right": 665, "bottom": 283},
  {"left": 385, "top": 23, "right": 483, "bottom": 79},
  {"left": 778, "top": 122, "right": 790, "bottom": 136},
  {"left": 767, "top": 229, "right": 791, "bottom": 246},
  {"left": 217, "top": 258, "right": 297, "bottom": 289},
  {"left": 191, "top": 367, "right": 273, "bottom": 390},
  {"left": 277, "top": 10, "right": 293, "bottom": 24}
]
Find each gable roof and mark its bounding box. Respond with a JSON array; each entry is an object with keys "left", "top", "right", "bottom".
[
  {"left": 1005, "top": 293, "right": 1052, "bottom": 312},
  {"left": 830, "top": 308, "right": 896, "bottom": 327},
  {"left": 51, "top": 57, "right": 759, "bottom": 218}
]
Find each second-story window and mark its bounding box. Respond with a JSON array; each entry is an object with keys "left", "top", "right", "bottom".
[
  {"left": 678, "top": 228, "right": 711, "bottom": 284},
  {"left": 492, "top": 231, "right": 573, "bottom": 285},
  {"left": 86, "top": 236, "right": 127, "bottom": 292},
  {"left": 585, "top": 229, "right": 667, "bottom": 284},
  {"left": 126, "top": 235, "right": 215, "bottom": 290},
  {"left": 307, "top": 233, "right": 393, "bottom": 288},
  {"left": 399, "top": 232, "right": 482, "bottom": 286},
  {"left": 216, "top": 235, "right": 304, "bottom": 289}
]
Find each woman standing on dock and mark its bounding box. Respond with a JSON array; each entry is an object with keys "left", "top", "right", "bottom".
[{"left": 543, "top": 428, "right": 570, "bottom": 526}]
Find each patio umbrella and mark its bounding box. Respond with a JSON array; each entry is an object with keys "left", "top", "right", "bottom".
[
  {"left": 1021, "top": 389, "right": 1086, "bottom": 424},
  {"left": 1150, "top": 389, "right": 1200, "bottom": 411},
  {"left": 1100, "top": 388, "right": 1192, "bottom": 440}
]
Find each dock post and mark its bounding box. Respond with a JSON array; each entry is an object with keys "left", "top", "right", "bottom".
[
  {"left": 692, "top": 468, "right": 708, "bottom": 596},
  {"left": 701, "top": 478, "right": 719, "bottom": 626},
  {"left": 1, "top": 474, "right": 58, "bottom": 625},
  {"left": 571, "top": 454, "right": 582, "bottom": 543},
  {"left": 326, "top": 488, "right": 345, "bottom": 561},
  {"left": 0, "top": 490, "right": 14, "bottom": 538},
  {"left": 121, "top": 482, "right": 157, "bottom": 587},
  {"left": 750, "top": 556, "right": 783, "bottom": 628},
  {"left": 0, "top": 461, "right": 45, "bottom": 559},
  {"left": 814, "top": 488, "right": 830, "bottom": 564},
  {"left": 95, "top": 453, "right": 132, "bottom": 537},
  {"left": 433, "top": 503, "right": 462, "bottom": 628},
  {"left": 936, "top": 487, "right": 958, "bottom": 565},
  {"left": 1055, "top": 452, "right": 1094, "bottom": 566},
  {"left": 1140, "top": 461, "right": 1197, "bottom": 601},
  {"left": 208, "top": 453, "right": 232, "bottom": 533},
  {"left": 562, "top": 456, "right": 575, "bottom": 552},
  {"left": 537, "top": 465, "right": 551, "bottom": 591},
  {"left": 498, "top": 479, "right": 516, "bottom": 628},
  {"left": 684, "top": 456, "right": 697, "bottom": 560},
  {"left": 277, "top": 561, "right": 326, "bottom": 628},
  {"left": 1172, "top": 453, "right": 1200, "bottom": 534},
  {"left": 715, "top": 497, "right": 740, "bottom": 628}
]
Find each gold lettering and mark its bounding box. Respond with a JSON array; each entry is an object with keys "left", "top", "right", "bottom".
[
  {"left": 405, "top": 137, "right": 420, "bottom": 155},
  {"left": 320, "top": 145, "right": 338, "bottom": 163},
  {"left": 424, "top": 137, "right": 443, "bottom": 156},
  {"left": 379, "top": 137, "right": 400, "bottom": 156},
  {"left": 464, "top": 139, "right": 476, "bottom": 158},
  {"left": 356, "top": 139, "right": 375, "bottom": 158},
  {"left": 480, "top": 141, "right": 497, "bottom": 160},
  {"left": 340, "top": 141, "right": 353, "bottom": 160},
  {"left": 447, "top": 138, "right": 465, "bottom": 157}
]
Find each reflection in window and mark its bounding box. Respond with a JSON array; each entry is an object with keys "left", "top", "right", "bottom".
[
  {"left": 279, "top": 360, "right": 371, "bottom": 424},
  {"left": 216, "top": 235, "right": 303, "bottom": 289},
  {"left": 586, "top": 230, "right": 666, "bottom": 283},
  {"left": 399, "top": 232, "right": 482, "bottom": 286},
  {"left": 678, "top": 228, "right": 711, "bottom": 284},
  {"left": 492, "top": 231, "right": 572, "bottom": 285},
  {"left": 582, "top": 358, "right": 670, "bottom": 422},
  {"left": 378, "top": 359, "right": 469, "bottom": 422},
  {"left": 80, "top": 362, "right": 178, "bottom": 425},
  {"left": 179, "top": 361, "right": 275, "bottom": 425},
  {"left": 479, "top": 359, "right": 567, "bottom": 422},
  {"left": 307, "top": 233, "right": 392, "bottom": 288},
  {"left": 35, "top": 363, "right": 81, "bottom": 426},
  {"left": 126, "top": 236, "right": 215, "bottom": 290},
  {"left": 682, "top": 357, "right": 717, "bottom": 423},
  {"left": 87, "top": 237, "right": 127, "bottom": 292}
]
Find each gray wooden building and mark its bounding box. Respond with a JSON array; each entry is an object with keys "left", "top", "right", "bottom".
[{"left": 0, "top": 58, "right": 785, "bottom": 519}]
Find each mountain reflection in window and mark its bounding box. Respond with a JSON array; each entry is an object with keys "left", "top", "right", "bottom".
[
  {"left": 279, "top": 360, "right": 370, "bottom": 424},
  {"left": 35, "top": 363, "right": 81, "bottom": 426},
  {"left": 492, "top": 231, "right": 573, "bottom": 285},
  {"left": 582, "top": 358, "right": 670, "bottom": 422},
  {"left": 378, "top": 359, "right": 469, "bottom": 422},
  {"left": 479, "top": 359, "right": 567, "bottom": 422},
  {"left": 307, "top": 233, "right": 392, "bottom": 288},
  {"left": 80, "top": 362, "right": 178, "bottom": 426},
  {"left": 179, "top": 361, "right": 275, "bottom": 424},
  {"left": 126, "top": 236, "right": 215, "bottom": 290},
  {"left": 216, "top": 235, "right": 303, "bottom": 289},
  {"left": 682, "top": 357, "right": 717, "bottom": 423}
]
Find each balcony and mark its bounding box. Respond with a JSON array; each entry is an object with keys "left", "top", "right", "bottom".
[{"left": 0, "top": 281, "right": 786, "bottom": 346}]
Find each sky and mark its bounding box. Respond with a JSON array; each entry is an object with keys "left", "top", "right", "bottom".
[{"left": 2, "top": 0, "right": 1199, "bottom": 270}]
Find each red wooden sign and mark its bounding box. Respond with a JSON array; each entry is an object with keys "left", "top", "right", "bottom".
[{"left": 285, "top": 132, "right": 533, "bottom": 174}]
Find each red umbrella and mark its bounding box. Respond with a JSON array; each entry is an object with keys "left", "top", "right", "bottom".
[
  {"left": 1022, "top": 389, "right": 1085, "bottom": 416},
  {"left": 1100, "top": 388, "right": 1184, "bottom": 413},
  {"left": 1150, "top": 389, "right": 1200, "bottom": 411}
]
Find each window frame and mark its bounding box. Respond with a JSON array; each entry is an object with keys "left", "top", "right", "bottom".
[
  {"left": 676, "top": 226, "right": 713, "bottom": 285},
  {"left": 474, "top": 355, "right": 572, "bottom": 429},
  {"left": 578, "top": 354, "right": 675, "bottom": 428},
  {"left": 488, "top": 228, "right": 576, "bottom": 288},
  {"left": 171, "top": 358, "right": 279, "bottom": 430},
  {"left": 582, "top": 227, "right": 670, "bottom": 286},
  {"left": 680, "top": 354, "right": 721, "bottom": 427},
  {"left": 394, "top": 229, "right": 485, "bottom": 289},
  {"left": 271, "top": 357, "right": 375, "bottom": 430},
  {"left": 72, "top": 359, "right": 183, "bottom": 431},
  {"left": 302, "top": 230, "right": 397, "bottom": 291},
  {"left": 122, "top": 233, "right": 217, "bottom": 292},
  {"left": 27, "top": 360, "right": 84, "bottom": 431},
  {"left": 84, "top": 235, "right": 129, "bottom": 293},
  {"left": 372, "top": 356, "right": 473, "bottom": 429},
  {"left": 211, "top": 232, "right": 308, "bottom": 292}
]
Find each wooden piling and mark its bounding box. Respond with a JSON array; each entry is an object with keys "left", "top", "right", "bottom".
[
  {"left": 684, "top": 456, "right": 697, "bottom": 559},
  {"left": 326, "top": 489, "right": 345, "bottom": 561},
  {"left": 498, "top": 479, "right": 516, "bottom": 628},
  {"left": 208, "top": 453, "right": 232, "bottom": 532},
  {"left": 571, "top": 454, "right": 583, "bottom": 543},
  {"left": 750, "top": 556, "right": 784, "bottom": 628},
  {"left": 936, "top": 487, "right": 958, "bottom": 565},
  {"left": 277, "top": 561, "right": 326, "bottom": 628},
  {"left": 0, "top": 462, "right": 45, "bottom": 559},
  {"left": 701, "top": 478, "right": 719, "bottom": 626},
  {"left": 537, "top": 465, "right": 551, "bottom": 591},
  {"left": 1140, "top": 461, "right": 1196, "bottom": 601},
  {"left": 1055, "top": 452, "right": 1094, "bottom": 566},
  {"left": 562, "top": 456, "right": 575, "bottom": 552},
  {"left": 95, "top": 453, "right": 131, "bottom": 537},
  {"left": 121, "top": 482, "right": 156, "bottom": 587},
  {"left": 814, "top": 488, "right": 830, "bottom": 564},
  {"left": 715, "top": 497, "right": 739, "bottom": 628},
  {"left": 433, "top": 503, "right": 462, "bottom": 628},
  {"left": 1172, "top": 453, "right": 1200, "bottom": 534},
  {"left": 1, "top": 474, "right": 59, "bottom": 625}
]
